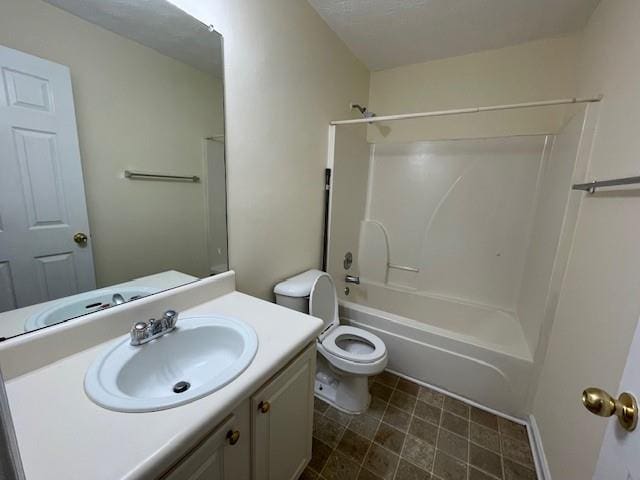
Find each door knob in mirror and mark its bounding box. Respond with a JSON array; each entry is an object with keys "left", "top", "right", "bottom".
[{"left": 582, "top": 387, "right": 638, "bottom": 431}]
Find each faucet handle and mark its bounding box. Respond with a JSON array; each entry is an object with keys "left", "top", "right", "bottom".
[
  {"left": 130, "top": 321, "right": 148, "bottom": 345},
  {"left": 163, "top": 310, "right": 178, "bottom": 329}
]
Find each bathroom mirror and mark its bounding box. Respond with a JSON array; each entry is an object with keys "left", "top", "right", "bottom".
[{"left": 0, "top": 0, "right": 227, "bottom": 340}]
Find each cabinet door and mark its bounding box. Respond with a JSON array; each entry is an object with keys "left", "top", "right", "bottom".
[
  {"left": 252, "top": 344, "right": 316, "bottom": 480},
  {"left": 163, "top": 414, "right": 240, "bottom": 480}
]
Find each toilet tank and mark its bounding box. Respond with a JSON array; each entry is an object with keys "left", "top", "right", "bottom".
[{"left": 273, "top": 269, "right": 325, "bottom": 314}]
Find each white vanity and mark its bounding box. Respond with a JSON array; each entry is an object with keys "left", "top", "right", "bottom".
[{"left": 0, "top": 272, "right": 323, "bottom": 480}]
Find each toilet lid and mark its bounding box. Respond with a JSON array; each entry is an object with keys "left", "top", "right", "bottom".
[
  {"left": 322, "top": 325, "right": 386, "bottom": 363},
  {"left": 309, "top": 273, "right": 339, "bottom": 333}
]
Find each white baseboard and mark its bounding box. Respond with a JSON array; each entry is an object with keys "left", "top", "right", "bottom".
[
  {"left": 528, "top": 414, "right": 552, "bottom": 480},
  {"left": 387, "top": 368, "right": 528, "bottom": 425}
]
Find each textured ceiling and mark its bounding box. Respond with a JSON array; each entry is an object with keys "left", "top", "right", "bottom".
[
  {"left": 307, "top": 0, "right": 600, "bottom": 70},
  {"left": 43, "top": 0, "right": 223, "bottom": 77}
]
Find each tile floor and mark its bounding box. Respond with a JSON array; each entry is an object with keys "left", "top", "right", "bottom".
[{"left": 300, "top": 371, "right": 538, "bottom": 480}]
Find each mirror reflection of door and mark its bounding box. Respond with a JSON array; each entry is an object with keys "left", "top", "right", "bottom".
[{"left": 0, "top": 45, "right": 96, "bottom": 311}]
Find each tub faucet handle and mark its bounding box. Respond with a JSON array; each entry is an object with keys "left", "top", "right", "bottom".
[{"left": 345, "top": 275, "right": 360, "bottom": 285}]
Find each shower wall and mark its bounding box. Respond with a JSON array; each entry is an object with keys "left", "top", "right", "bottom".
[
  {"left": 328, "top": 110, "right": 590, "bottom": 363},
  {"left": 366, "top": 136, "right": 548, "bottom": 312}
]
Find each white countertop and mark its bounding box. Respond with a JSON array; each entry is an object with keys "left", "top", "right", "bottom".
[{"left": 4, "top": 289, "right": 323, "bottom": 480}]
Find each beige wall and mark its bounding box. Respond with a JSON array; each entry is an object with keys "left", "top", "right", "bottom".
[
  {"left": 367, "top": 36, "right": 579, "bottom": 143},
  {"left": 532, "top": 0, "right": 640, "bottom": 478},
  {"left": 169, "top": 0, "right": 370, "bottom": 299},
  {"left": 0, "top": 0, "right": 224, "bottom": 286}
]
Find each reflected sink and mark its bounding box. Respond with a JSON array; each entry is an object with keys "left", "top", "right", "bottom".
[
  {"left": 84, "top": 315, "right": 258, "bottom": 412},
  {"left": 24, "top": 286, "right": 158, "bottom": 332}
]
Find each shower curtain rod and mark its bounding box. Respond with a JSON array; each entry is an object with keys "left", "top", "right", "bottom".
[{"left": 330, "top": 95, "right": 603, "bottom": 126}]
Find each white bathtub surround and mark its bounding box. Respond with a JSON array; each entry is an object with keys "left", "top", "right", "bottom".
[
  {"left": 328, "top": 105, "right": 594, "bottom": 420},
  {"left": 341, "top": 300, "right": 532, "bottom": 416},
  {"left": 0, "top": 271, "right": 323, "bottom": 479}
]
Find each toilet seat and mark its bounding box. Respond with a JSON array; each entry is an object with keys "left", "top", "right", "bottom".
[
  {"left": 309, "top": 273, "right": 387, "bottom": 367},
  {"left": 321, "top": 325, "right": 386, "bottom": 364}
]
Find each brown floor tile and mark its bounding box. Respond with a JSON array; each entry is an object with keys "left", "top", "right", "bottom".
[
  {"left": 396, "top": 378, "right": 421, "bottom": 396},
  {"left": 310, "top": 379, "right": 539, "bottom": 480},
  {"left": 469, "top": 444, "right": 503, "bottom": 479},
  {"left": 375, "top": 371, "right": 400, "bottom": 388},
  {"left": 469, "top": 467, "right": 497, "bottom": 480},
  {"left": 395, "top": 459, "right": 431, "bottom": 480},
  {"left": 501, "top": 436, "right": 534, "bottom": 468},
  {"left": 408, "top": 417, "right": 438, "bottom": 445},
  {"left": 440, "top": 411, "right": 469, "bottom": 438},
  {"left": 498, "top": 418, "right": 528, "bottom": 443},
  {"left": 503, "top": 459, "right": 537, "bottom": 480},
  {"left": 470, "top": 407, "right": 499, "bottom": 431},
  {"left": 437, "top": 429, "right": 468, "bottom": 461},
  {"left": 350, "top": 413, "right": 380, "bottom": 440},
  {"left": 470, "top": 422, "right": 501, "bottom": 454},
  {"left": 298, "top": 466, "right": 317, "bottom": 480},
  {"left": 383, "top": 404, "right": 412, "bottom": 432},
  {"left": 390, "top": 390, "right": 417, "bottom": 413},
  {"left": 325, "top": 406, "right": 353, "bottom": 426},
  {"left": 314, "top": 397, "right": 330, "bottom": 414},
  {"left": 433, "top": 451, "right": 467, "bottom": 480},
  {"left": 337, "top": 429, "right": 371, "bottom": 464},
  {"left": 401, "top": 435, "right": 436, "bottom": 471},
  {"left": 374, "top": 422, "right": 406, "bottom": 454},
  {"left": 414, "top": 400, "right": 441, "bottom": 426},
  {"left": 313, "top": 415, "right": 346, "bottom": 448},
  {"left": 371, "top": 383, "right": 394, "bottom": 402},
  {"left": 363, "top": 443, "right": 400, "bottom": 480},
  {"left": 321, "top": 451, "right": 361, "bottom": 480},
  {"left": 418, "top": 386, "right": 445, "bottom": 407},
  {"left": 359, "top": 468, "right": 385, "bottom": 480},
  {"left": 309, "top": 437, "right": 333, "bottom": 472},
  {"left": 368, "top": 396, "right": 388, "bottom": 419},
  {"left": 443, "top": 396, "right": 470, "bottom": 418}
]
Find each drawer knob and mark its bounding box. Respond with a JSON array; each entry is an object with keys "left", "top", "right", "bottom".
[
  {"left": 258, "top": 400, "right": 271, "bottom": 413},
  {"left": 226, "top": 430, "right": 240, "bottom": 445}
]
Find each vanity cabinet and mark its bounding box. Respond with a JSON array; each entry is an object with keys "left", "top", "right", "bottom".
[
  {"left": 251, "top": 344, "right": 316, "bottom": 480},
  {"left": 162, "top": 400, "right": 250, "bottom": 480},
  {"left": 162, "top": 344, "right": 315, "bottom": 480}
]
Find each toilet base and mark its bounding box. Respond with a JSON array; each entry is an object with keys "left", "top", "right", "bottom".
[{"left": 314, "top": 355, "right": 372, "bottom": 414}]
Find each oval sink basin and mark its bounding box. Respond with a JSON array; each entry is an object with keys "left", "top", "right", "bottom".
[
  {"left": 84, "top": 315, "right": 258, "bottom": 412},
  {"left": 25, "top": 286, "right": 158, "bottom": 332}
]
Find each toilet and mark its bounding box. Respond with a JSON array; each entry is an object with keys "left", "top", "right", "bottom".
[{"left": 274, "top": 269, "right": 388, "bottom": 413}]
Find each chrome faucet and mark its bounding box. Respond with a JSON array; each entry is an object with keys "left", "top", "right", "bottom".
[
  {"left": 130, "top": 310, "right": 178, "bottom": 346},
  {"left": 345, "top": 274, "right": 360, "bottom": 285},
  {"left": 112, "top": 293, "right": 125, "bottom": 305}
]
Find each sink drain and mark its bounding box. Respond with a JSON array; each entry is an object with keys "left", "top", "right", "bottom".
[{"left": 173, "top": 381, "right": 191, "bottom": 394}]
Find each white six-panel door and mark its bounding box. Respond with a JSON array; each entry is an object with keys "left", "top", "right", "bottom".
[
  {"left": 593, "top": 318, "right": 640, "bottom": 480},
  {"left": 0, "top": 45, "right": 95, "bottom": 311}
]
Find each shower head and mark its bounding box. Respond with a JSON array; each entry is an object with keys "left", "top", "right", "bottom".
[{"left": 350, "top": 103, "right": 376, "bottom": 119}]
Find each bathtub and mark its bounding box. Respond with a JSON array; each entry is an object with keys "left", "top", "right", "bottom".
[{"left": 340, "top": 283, "right": 534, "bottom": 416}]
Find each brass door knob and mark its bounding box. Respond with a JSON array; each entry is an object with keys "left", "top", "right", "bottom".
[
  {"left": 226, "top": 430, "right": 240, "bottom": 445},
  {"left": 258, "top": 400, "right": 271, "bottom": 413},
  {"left": 73, "top": 232, "right": 88, "bottom": 245},
  {"left": 582, "top": 387, "right": 638, "bottom": 431}
]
